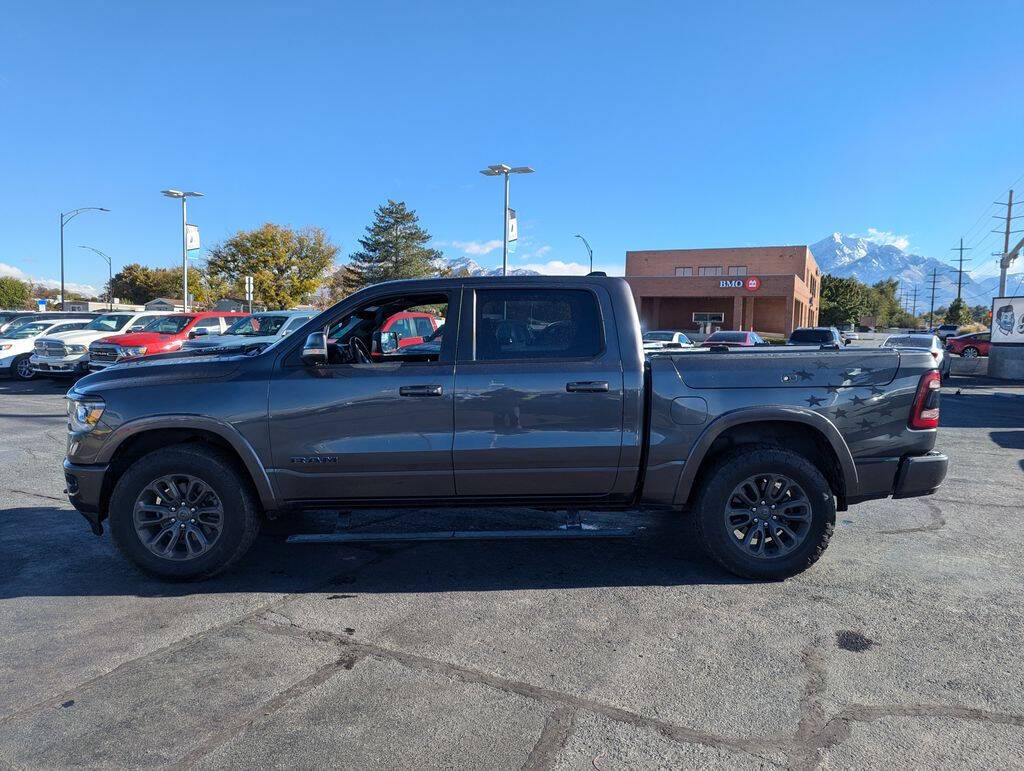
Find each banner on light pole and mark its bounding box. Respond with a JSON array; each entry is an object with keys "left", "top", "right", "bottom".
[
  {"left": 185, "top": 224, "right": 200, "bottom": 252},
  {"left": 507, "top": 208, "right": 518, "bottom": 254}
]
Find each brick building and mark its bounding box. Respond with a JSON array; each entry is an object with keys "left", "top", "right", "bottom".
[{"left": 624, "top": 245, "right": 821, "bottom": 336}]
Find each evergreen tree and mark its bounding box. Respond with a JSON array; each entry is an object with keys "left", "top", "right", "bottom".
[
  {"left": 944, "top": 297, "right": 972, "bottom": 327},
  {"left": 345, "top": 200, "right": 442, "bottom": 292}
]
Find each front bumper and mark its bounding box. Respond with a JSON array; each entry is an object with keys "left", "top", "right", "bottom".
[
  {"left": 31, "top": 354, "right": 89, "bottom": 375},
  {"left": 63, "top": 458, "right": 109, "bottom": 534},
  {"left": 849, "top": 451, "right": 948, "bottom": 503}
]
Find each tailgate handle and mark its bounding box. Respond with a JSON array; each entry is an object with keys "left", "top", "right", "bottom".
[
  {"left": 399, "top": 384, "right": 443, "bottom": 397},
  {"left": 566, "top": 381, "right": 609, "bottom": 393}
]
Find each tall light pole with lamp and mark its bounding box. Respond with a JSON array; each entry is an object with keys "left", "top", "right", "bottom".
[
  {"left": 574, "top": 234, "right": 593, "bottom": 274},
  {"left": 77, "top": 246, "right": 113, "bottom": 310},
  {"left": 479, "top": 164, "right": 533, "bottom": 276},
  {"left": 160, "top": 189, "right": 204, "bottom": 311},
  {"left": 60, "top": 207, "right": 109, "bottom": 308}
]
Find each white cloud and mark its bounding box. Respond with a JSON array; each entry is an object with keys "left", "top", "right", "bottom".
[
  {"left": 451, "top": 239, "right": 502, "bottom": 256},
  {"left": 519, "top": 259, "right": 591, "bottom": 275},
  {"left": 0, "top": 262, "right": 99, "bottom": 297},
  {"left": 857, "top": 228, "right": 910, "bottom": 251},
  {"left": 518, "top": 244, "right": 552, "bottom": 260}
]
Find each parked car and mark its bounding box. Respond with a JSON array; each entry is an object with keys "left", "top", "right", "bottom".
[
  {"left": 62, "top": 276, "right": 946, "bottom": 581},
  {"left": 31, "top": 311, "right": 168, "bottom": 377},
  {"left": 931, "top": 323, "right": 961, "bottom": 341},
  {"left": 945, "top": 331, "right": 991, "bottom": 359},
  {"left": 787, "top": 327, "right": 848, "bottom": 346},
  {"left": 180, "top": 310, "right": 316, "bottom": 351},
  {"left": 0, "top": 310, "right": 100, "bottom": 335},
  {"left": 0, "top": 318, "right": 94, "bottom": 380},
  {"left": 881, "top": 333, "right": 950, "bottom": 379},
  {"left": 87, "top": 312, "right": 246, "bottom": 369},
  {"left": 642, "top": 330, "right": 694, "bottom": 350},
  {"left": 700, "top": 330, "right": 768, "bottom": 347}
]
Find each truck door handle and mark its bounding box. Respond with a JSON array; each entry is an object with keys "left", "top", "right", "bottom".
[
  {"left": 399, "top": 384, "right": 443, "bottom": 397},
  {"left": 566, "top": 381, "right": 609, "bottom": 393}
]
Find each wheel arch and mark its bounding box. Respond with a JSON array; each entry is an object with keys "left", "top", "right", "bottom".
[
  {"left": 673, "top": 408, "right": 857, "bottom": 510},
  {"left": 95, "top": 416, "right": 278, "bottom": 516}
]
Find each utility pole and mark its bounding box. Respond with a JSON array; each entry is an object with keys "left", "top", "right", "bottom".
[
  {"left": 928, "top": 268, "right": 938, "bottom": 329},
  {"left": 911, "top": 286, "right": 918, "bottom": 318},
  {"left": 950, "top": 237, "right": 971, "bottom": 301},
  {"left": 994, "top": 189, "right": 1018, "bottom": 297}
]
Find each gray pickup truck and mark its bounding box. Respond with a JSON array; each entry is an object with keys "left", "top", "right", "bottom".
[{"left": 63, "top": 276, "right": 947, "bottom": 580}]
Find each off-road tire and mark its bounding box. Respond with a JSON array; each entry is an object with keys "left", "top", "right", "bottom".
[
  {"left": 693, "top": 444, "right": 835, "bottom": 580},
  {"left": 109, "top": 443, "right": 261, "bottom": 580}
]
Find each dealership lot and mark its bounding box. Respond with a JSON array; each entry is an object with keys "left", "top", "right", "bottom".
[{"left": 1, "top": 374, "right": 1023, "bottom": 768}]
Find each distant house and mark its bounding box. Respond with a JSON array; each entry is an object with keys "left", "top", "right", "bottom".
[
  {"left": 144, "top": 297, "right": 184, "bottom": 311},
  {"left": 211, "top": 298, "right": 265, "bottom": 313},
  {"left": 64, "top": 300, "right": 145, "bottom": 313}
]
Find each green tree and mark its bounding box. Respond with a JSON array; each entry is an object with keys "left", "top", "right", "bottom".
[
  {"left": 819, "top": 274, "right": 869, "bottom": 327},
  {"left": 0, "top": 276, "right": 31, "bottom": 309},
  {"left": 108, "top": 263, "right": 157, "bottom": 304},
  {"left": 207, "top": 223, "right": 338, "bottom": 310},
  {"left": 345, "top": 200, "right": 442, "bottom": 293},
  {"left": 944, "top": 297, "right": 972, "bottom": 327}
]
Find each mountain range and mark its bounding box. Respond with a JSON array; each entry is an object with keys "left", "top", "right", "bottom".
[
  {"left": 437, "top": 255, "right": 540, "bottom": 277},
  {"left": 809, "top": 233, "right": 1021, "bottom": 310}
]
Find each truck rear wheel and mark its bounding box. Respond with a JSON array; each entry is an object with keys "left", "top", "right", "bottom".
[
  {"left": 109, "top": 444, "right": 261, "bottom": 580},
  {"left": 693, "top": 445, "right": 835, "bottom": 580}
]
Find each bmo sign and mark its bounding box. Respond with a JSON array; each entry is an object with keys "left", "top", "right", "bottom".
[{"left": 719, "top": 277, "right": 762, "bottom": 291}]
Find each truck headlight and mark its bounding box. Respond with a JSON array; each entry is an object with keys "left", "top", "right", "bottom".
[
  {"left": 0, "top": 344, "right": 11, "bottom": 351},
  {"left": 119, "top": 345, "right": 147, "bottom": 358},
  {"left": 67, "top": 397, "right": 105, "bottom": 433},
  {"left": 67, "top": 344, "right": 87, "bottom": 354}
]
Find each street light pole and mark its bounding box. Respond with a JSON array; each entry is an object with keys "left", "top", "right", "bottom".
[
  {"left": 160, "top": 190, "right": 204, "bottom": 311},
  {"left": 77, "top": 246, "right": 113, "bottom": 310},
  {"left": 574, "top": 234, "right": 593, "bottom": 273},
  {"left": 479, "top": 164, "right": 534, "bottom": 276},
  {"left": 59, "top": 207, "right": 109, "bottom": 308}
]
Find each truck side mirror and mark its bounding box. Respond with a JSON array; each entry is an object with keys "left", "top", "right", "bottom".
[
  {"left": 302, "top": 332, "right": 328, "bottom": 366},
  {"left": 189, "top": 327, "right": 209, "bottom": 338},
  {"left": 380, "top": 330, "right": 399, "bottom": 354}
]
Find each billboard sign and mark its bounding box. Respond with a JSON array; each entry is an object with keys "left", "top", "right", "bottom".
[{"left": 992, "top": 296, "right": 1024, "bottom": 343}]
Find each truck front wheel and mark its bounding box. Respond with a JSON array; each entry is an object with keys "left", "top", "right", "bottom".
[
  {"left": 108, "top": 444, "right": 261, "bottom": 580},
  {"left": 693, "top": 445, "right": 835, "bottom": 580}
]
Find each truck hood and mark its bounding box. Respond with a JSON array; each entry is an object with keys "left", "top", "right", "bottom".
[
  {"left": 72, "top": 349, "right": 247, "bottom": 393},
  {"left": 37, "top": 328, "right": 129, "bottom": 346},
  {"left": 97, "top": 331, "right": 183, "bottom": 348}
]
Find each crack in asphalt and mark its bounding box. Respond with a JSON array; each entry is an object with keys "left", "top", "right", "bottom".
[
  {"left": 3, "top": 488, "right": 68, "bottom": 503},
  {"left": 522, "top": 705, "right": 577, "bottom": 771}
]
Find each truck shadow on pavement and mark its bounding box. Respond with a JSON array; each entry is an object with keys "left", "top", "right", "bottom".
[{"left": 0, "top": 505, "right": 743, "bottom": 600}]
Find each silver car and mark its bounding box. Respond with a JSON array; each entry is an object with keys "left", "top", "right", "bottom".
[
  {"left": 181, "top": 310, "right": 316, "bottom": 350},
  {"left": 880, "top": 333, "right": 950, "bottom": 379}
]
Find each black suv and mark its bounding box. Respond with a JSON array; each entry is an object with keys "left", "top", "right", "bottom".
[{"left": 786, "top": 326, "right": 848, "bottom": 346}]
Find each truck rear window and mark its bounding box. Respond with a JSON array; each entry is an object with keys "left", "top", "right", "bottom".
[
  {"left": 474, "top": 289, "right": 601, "bottom": 361},
  {"left": 789, "top": 329, "right": 832, "bottom": 343}
]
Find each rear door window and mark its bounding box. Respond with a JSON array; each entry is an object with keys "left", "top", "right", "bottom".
[{"left": 473, "top": 289, "right": 602, "bottom": 361}]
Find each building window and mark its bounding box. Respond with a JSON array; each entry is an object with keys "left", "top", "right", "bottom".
[
  {"left": 674, "top": 267, "right": 693, "bottom": 277},
  {"left": 728, "top": 266, "right": 747, "bottom": 275},
  {"left": 698, "top": 266, "right": 723, "bottom": 276},
  {"left": 693, "top": 312, "right": 725, "bottom": 323}
]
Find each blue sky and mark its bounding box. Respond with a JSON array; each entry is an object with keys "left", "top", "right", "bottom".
[{"left": 2, "top": 1, "right": 1023, "bottom": 296}]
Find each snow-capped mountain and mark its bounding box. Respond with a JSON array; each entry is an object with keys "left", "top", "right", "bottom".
[
  {"left": 810, "top": 233, "right": 1021, "bottom": 309},
  {"left": 435, "top": 255, "right": 539, "bottom": 277}
]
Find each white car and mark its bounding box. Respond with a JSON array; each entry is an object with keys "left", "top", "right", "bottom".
[
  {"left": 0, "top": 318, "right": 94, "bottom": 380},
  {"left": 880, "top": 333, "right": 950, "bottom": 380},
  {"left": 181, "top": 310, "right": 316, "bottom": 351},
  {"left": 642, "top": 330, "right": 694, "bottom": 351},
  {"left": 31, "top": 311, "right": 169, "bottom": 378}
]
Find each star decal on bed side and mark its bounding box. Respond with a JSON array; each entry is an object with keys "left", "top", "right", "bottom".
[{"left": 805, "top": 395, "right": 825, "bottom": 406}]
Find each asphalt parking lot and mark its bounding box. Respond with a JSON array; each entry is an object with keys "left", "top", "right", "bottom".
[{"left": 1, "top": 372, "right": 1023, "bottom": 769}]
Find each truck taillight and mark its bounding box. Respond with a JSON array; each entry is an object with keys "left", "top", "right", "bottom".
[{"left": 909, "top": 370, "right": 941, "bottom": 429}]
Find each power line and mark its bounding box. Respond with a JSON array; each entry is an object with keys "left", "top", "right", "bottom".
[{"left": 950, "top": 237, "right": 971, "bottom": 301}]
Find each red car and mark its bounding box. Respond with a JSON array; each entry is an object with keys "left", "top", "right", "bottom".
[
  {"left": 945, "top": 331, "right": 991, "bottom": 358},
  {"left": 382, "top": 311, "right": 439, "bottom": 348},
  {"left": 89, "top": 312, "right": 246, "bottom": 368},
  {"left": 699, "top": 330, "right": 768, "bottom": 347}
]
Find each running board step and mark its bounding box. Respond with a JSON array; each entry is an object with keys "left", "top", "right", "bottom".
[{"left": 287, "top": 528, "right": 638, "bottom": 544}]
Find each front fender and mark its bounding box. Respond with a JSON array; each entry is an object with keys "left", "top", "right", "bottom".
[{"left": 96, "top": 414, "right": 279, "bottom": 511}]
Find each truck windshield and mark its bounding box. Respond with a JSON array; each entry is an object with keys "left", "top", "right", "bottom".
[
  {"left": 225, "top": 315, "right": 288, "bottom": 336},
  {"left": 82, "top": 314, "right": 135, "bottom": 332},
  {"left": 644, "top": 332, "right": 675, "bottom": 341},
  {"left": 143, "top": 315, "right": 192, "bottom": 334}
]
